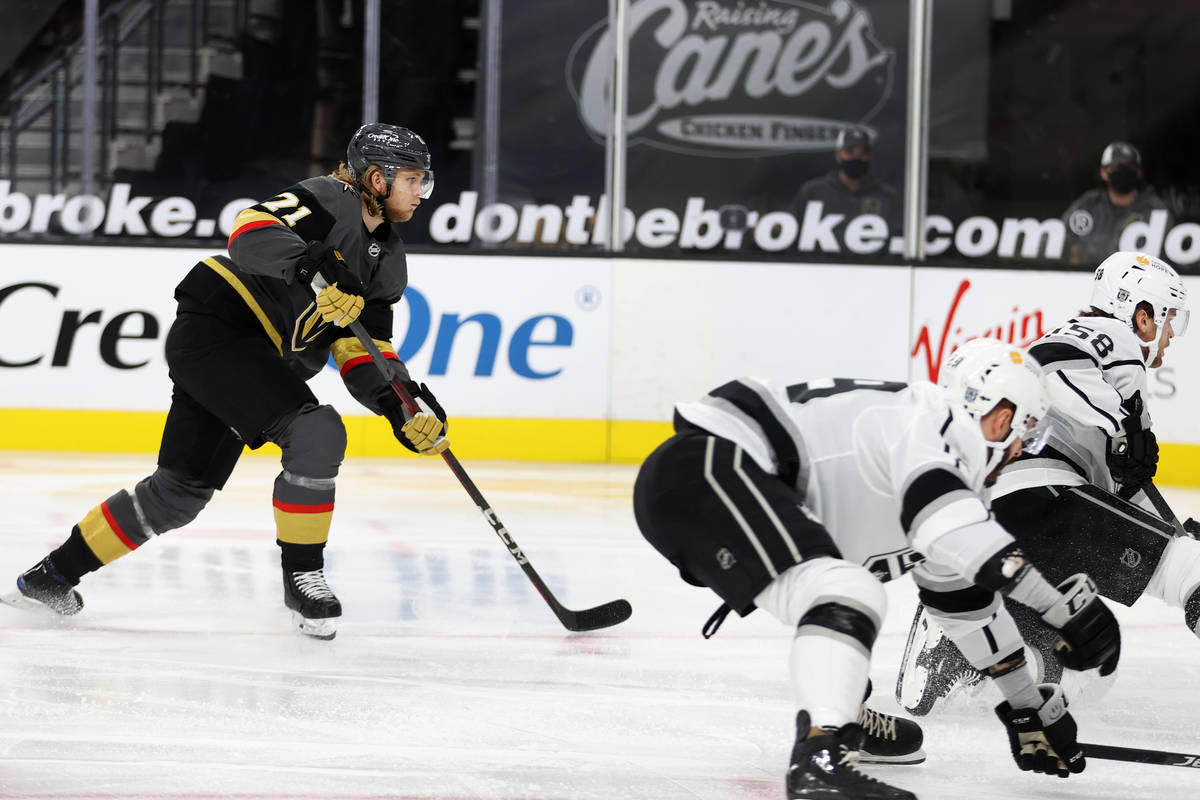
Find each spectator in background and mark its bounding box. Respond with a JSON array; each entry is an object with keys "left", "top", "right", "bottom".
[
  {"left": 1063, "top": 142, "right": 1174, "bottom": 267},
  {"left": 792, "top": 127, "right": 901, "bottom": 250}
]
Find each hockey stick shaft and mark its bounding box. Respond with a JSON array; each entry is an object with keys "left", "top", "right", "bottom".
[
  {"left": 1142, "top": 482, "right": 1189, "bottom": 536},
  {"left": 1082, "top": 742, "right": 1200, "bottom": 768},
  {"left": 346, "top": 321, "right": 631, "bottom": 632}
]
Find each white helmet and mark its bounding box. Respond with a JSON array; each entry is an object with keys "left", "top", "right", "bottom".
[
  {"left": 1090, "top": 251, "right": 1189, "bottom": 364},
  {"left": 940, "top": 338, "right": 1052, "bottom": 457}
]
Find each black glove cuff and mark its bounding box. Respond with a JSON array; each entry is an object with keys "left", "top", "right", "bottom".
[
  {"left": 403, "top": 381, "right": 448, "bottom": 427},
  {"left": 375, "top": 387, "right": 420, "bottom": 454}
]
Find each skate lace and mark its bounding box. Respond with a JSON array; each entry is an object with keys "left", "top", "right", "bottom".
[
  {"left": 856, "top": 706, "right": 897, "bottom": 741},
  {"left": 836, "top": 745, "right": 882, "bottom": 783},
  {"left": 292, "top": 569, "right": 335, "bottom": 600}
]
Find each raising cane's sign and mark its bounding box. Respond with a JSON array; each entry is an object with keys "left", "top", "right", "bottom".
[{"left": 568, "top": 0, "right": 896, "bottom": 155}]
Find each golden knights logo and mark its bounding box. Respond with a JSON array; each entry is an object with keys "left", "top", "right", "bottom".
[{"left": 292, "top": 302, "right": 333, "bottom": 352}]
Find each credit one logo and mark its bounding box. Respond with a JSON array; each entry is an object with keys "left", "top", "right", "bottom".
[
  {"left": 0, "top": 281, "right": 577, "bottom": 381},
  {"left": 393, "top": 287, "right": 575, "bottom": 380},
  {"left": 568, "top": 0, "right": 893, "bottom": 154},
  {"left": 0, "top": 282, "right": 159, "bottom": 369}
]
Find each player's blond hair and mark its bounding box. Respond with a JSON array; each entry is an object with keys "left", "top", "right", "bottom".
[{"left": 329, "top": 162, "right": 384, "bottom": 217}]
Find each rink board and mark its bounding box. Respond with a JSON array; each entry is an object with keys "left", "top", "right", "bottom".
[{"left": 1, "top": 245, "right": 1199, "bottom": 483}]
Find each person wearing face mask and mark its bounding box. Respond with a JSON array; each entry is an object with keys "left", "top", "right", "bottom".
[
  {"left": 1062, "top": 142, "right": 1173, "bottom": 267},
  {"left": 792, "top": 126, "right": 901, "bottom": 252}
]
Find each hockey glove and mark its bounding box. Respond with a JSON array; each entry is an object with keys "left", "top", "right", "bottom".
[
  {"left": 1107, "top": 391, "right": 1158, "bottom": 498},
  {"left": 297, "top": 242, "right": 366, "bottom": 327},
  {"left": 995, "top": 683, "right": 1084, "bottom": 777},
  {"left": 378, "top": 381, "right": 449, "bottom": 456},
  {"left": 1040, "top": 573, "right": 1120, "bottom": 676},
  {"left": 1183, "top": 518, "right": 1200, "bottom": 539}
]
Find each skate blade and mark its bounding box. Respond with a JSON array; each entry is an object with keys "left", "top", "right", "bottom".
[
  {"left": 858, "top": 748, "right": 927, "bottom": 766},
  {"left": 292, "top": 612, "right": 337, "bottom": 640},
  {"left": 0, "top": 590, "right": 44, "bottom": 611},
  {"left": 0, "top": 589, "right": 79, "bottom": 616}
]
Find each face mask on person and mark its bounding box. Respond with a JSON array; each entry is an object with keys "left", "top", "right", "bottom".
[
  {"left": 1107, "top": 165, "right": 1139, "bottom": 193},
  {"left": 840, "top": 158, "right": 870, "bottom": 179}
]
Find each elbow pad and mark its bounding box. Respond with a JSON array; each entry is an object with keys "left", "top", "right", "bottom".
[{"left": 974, "top": 542, "right": 1032, "bottom": 593}]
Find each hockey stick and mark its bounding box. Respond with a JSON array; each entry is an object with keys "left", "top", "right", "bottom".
[
  {"left": 1082, "top": 742, "right": 1200, "bottom": 769},
  {"left": 346, "top": 321, "right": 632, "bottom": 632},
  {"left": 1142, "top": 482, "right": 1191, "bottom": 537}
]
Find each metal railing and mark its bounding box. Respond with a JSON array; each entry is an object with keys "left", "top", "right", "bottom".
[{"left": 1, "top": 0, "right": 248, "bottom": 194}]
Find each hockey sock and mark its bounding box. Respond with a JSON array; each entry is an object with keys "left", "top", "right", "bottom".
[
  {"left": 47, "top": 526, "right": 104, "bottom": 583},
  {"left": 272, "top": 470, "right": 335, "bottom": 554},
  {"left": 73, "top": 489, "right": 158, "bottom": 567},
  {"left": 279, "top": 541, "right": 326, "bottom": 573},
  {"left": 791, "top": 633, "right": 871, "bottom": 728}
]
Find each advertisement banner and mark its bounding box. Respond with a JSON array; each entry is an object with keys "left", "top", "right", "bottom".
[
  {"left": 909, "top": 268, "right": 1199, "bottom": 443},
  {"left": 0, "top": 246, "right": 612, "bottom": 420},
  {"left": 469, "top": 0, "right": 909, "bottom": 254},
  {"left": 608, "top": 259, "right": 912, "bottom": 422}
]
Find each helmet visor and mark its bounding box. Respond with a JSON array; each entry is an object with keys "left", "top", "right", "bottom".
[
  {"left": 392, "top": 169, "right": 435, "bottom": 199},
  {"left": 417, "top": 170, "right": 435, "bottom": 199},
  {"left": 1020, "top": 418, "right": 1052, "bottom": 456},
  {"left": 1167, "top": 307, "right": 1189, "bottom": 338}
]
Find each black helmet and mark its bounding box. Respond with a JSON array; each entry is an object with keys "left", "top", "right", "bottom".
[{"left": 346, "top": 123, "right": 431, "bottom": 182}]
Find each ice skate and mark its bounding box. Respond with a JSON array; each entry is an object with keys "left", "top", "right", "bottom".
[
  {"left": 856, "top": 705, "right": 926, "bottom": 765},
  {"left": 787, "top": 711, "right": 918, "bottom": 800},
  {"left": 283, "top": 567, "right": 341, "bottom": 640},
  {"left": 895, "top": 604, "right": 982, "bottom": 716},
  {"left": 1, "top": 557, "right": 84, "bottom": 615}
]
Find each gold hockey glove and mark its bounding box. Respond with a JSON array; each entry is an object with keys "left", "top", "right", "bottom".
[
  {"left": 377, "top": 381, "right": 450, "bottom": 456},
  {"left": 401, "top": 413, "right": 450, "bottom": 455},
  {"left": 316, "top": 283, "right": 365, "bottom": 327}
]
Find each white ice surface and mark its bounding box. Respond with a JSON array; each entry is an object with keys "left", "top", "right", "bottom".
[{"left": 0, "top": 452, "right": 1198, "bottom": 799}]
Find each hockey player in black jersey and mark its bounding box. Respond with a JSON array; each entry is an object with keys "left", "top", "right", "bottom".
[
  {"left": 4, "top": 123, "right": 449, "bottom": 640},
  {"left": 897, "top": 251, "right": 1199, "bottom": 715},
  {"left": 633, "top": 350, "right": 1120, "bottom": 799}
]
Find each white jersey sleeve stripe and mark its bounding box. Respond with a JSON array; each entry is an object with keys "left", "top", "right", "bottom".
[
  {"left": 899, "top": 468, "right": 978, "bottom": 533},
  {"left": 1055, "top": 371, "right": 1122, "bottom": 433}
]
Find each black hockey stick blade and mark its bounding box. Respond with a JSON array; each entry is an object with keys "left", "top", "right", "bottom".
[
  {"left": 558, "top": 598, "right": 633, "bottom": 632},
  {"left": 1082, "top": 742, "right": 1200, "bottom": 768}
]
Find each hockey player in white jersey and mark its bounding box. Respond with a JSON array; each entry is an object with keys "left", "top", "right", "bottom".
[
  {"left": 633, "top": 351, "right": 1120, "bottom": 800},
  {"left": 897, "top": 251, "right": 1199, "bottom": 716}
]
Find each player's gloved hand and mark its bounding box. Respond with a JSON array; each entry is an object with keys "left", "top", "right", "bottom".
[
  {"left": 1108, "top": 391, "right": 1158, "bottom": 498},
  {"left": 1183, "top": 518, "right": 1200, "bottom": 539},
  {"left": 377, "top": 381, "right": 449, "bottom": 456},
  {"left": 1041, "top": 573, "right": 1120, "bottom": 676},
  {"left": 995, "top": 683, "right": 1085, "bottom": 777},
  {"left": 316, "top": 284, "right": 364, "bottom": 327},
  {"left": 297, "top": 242, "right": 366, "bottom": 327}
]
